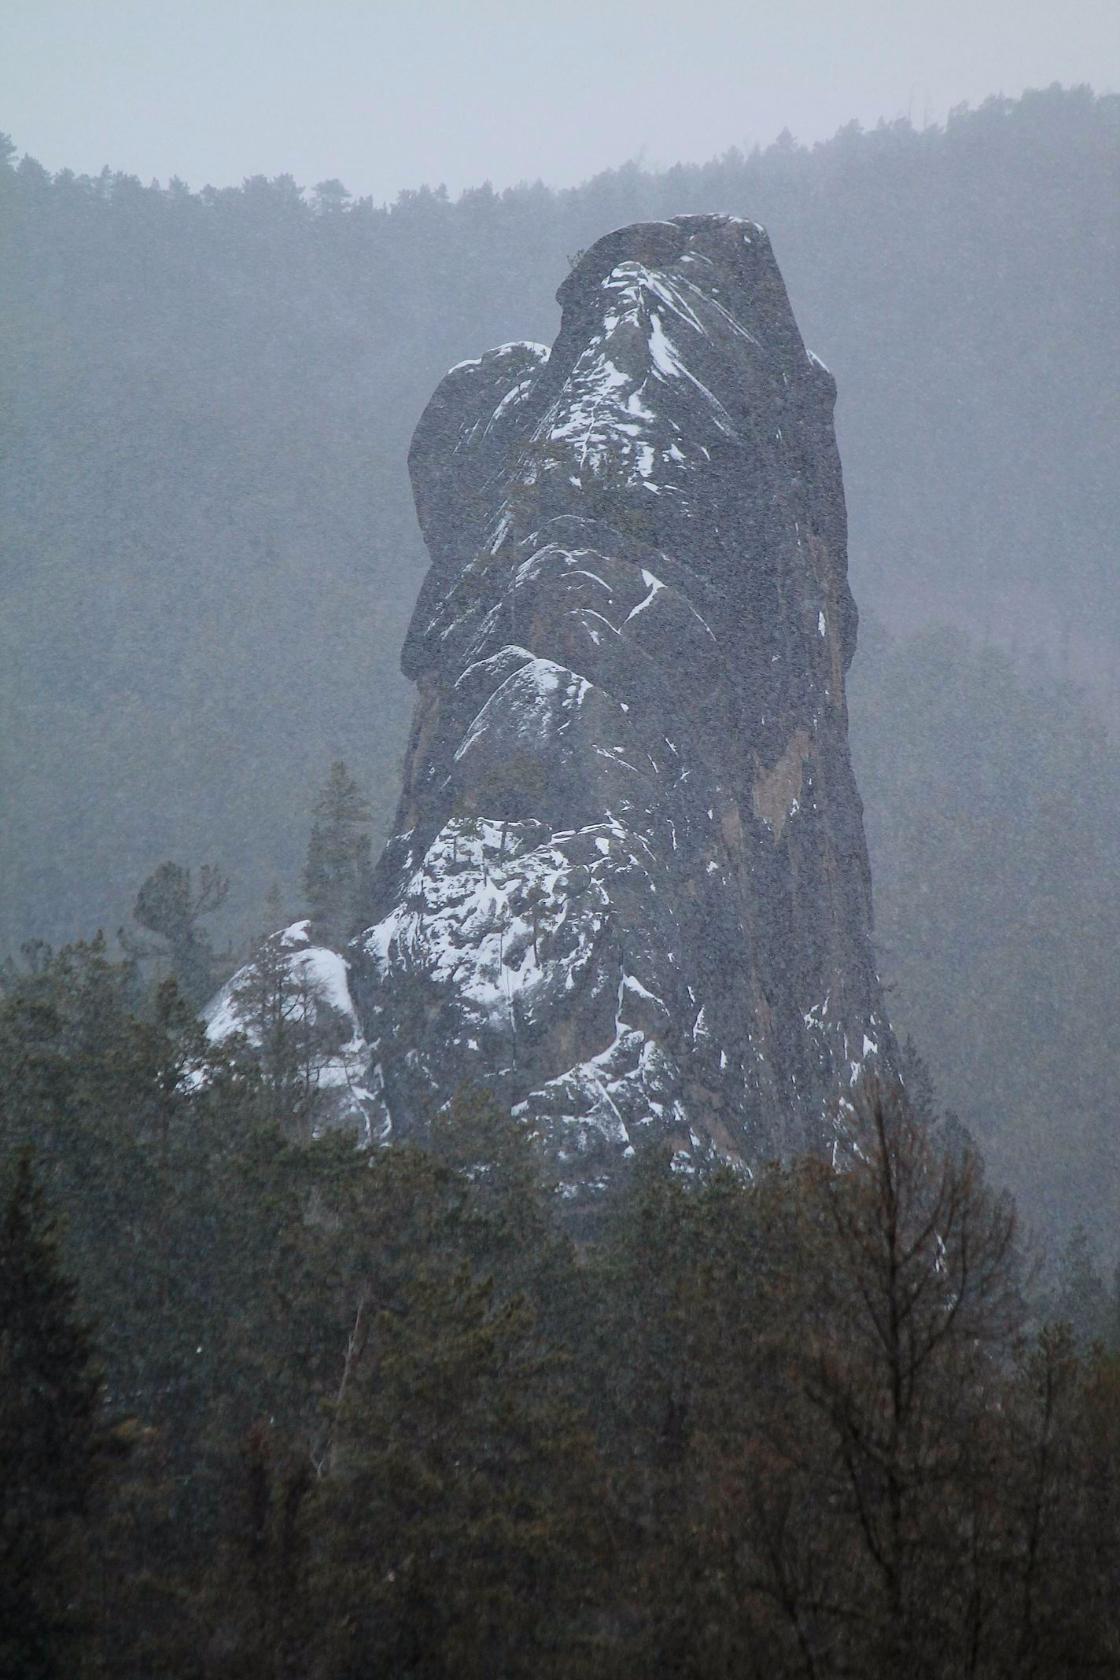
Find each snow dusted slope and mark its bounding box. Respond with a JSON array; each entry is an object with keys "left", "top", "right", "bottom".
[
  {"left": 205, "top": 920, "right": 379, "bottom": 1141},
  {"left": 353, "top": 216, "right": 894, "bottom": 1188}
]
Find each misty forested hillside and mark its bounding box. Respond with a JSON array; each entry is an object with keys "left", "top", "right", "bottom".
[
  {"left": 849, "top": 622, "right": 1120, "bottom": 1242},
  {"left": 2, "top": 85, "right": 1119, "bottom": 1245}
]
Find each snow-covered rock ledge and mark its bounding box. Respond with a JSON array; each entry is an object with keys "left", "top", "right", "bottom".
[{"left": 204, "top": 920, "right": 382, "bottom": 1143}]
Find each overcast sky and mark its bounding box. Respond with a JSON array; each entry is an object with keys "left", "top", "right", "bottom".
[{"left": 2, "top": 0, "right": 1117, "bottom": 202}]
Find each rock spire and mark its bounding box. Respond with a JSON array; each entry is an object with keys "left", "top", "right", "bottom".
[{"left": 353, "top": 215, "right": 893, "bottom": 1188}]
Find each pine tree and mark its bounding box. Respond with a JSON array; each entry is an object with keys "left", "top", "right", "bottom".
[
  {"left": 0, "top": 1152, "right": 110, "bottom": 1678},
  {"left": 313, "top": 1253, "right": 602, "bottom": 1680},
  {"left": 227, "top": 933, "right": 343, "bottom": 1140},
  {"left": 127, "top": 860, "right": 229, "bottom": 1007},
  {"left": 302, "top": 762, "right": 374, "bottom": 948}
]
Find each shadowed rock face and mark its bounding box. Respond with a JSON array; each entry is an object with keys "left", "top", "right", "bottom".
[{"left": 352, "top": 214, "right": 893, "bottom": 1188}]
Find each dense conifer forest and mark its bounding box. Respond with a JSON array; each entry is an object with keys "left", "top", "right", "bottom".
[
  {"left": 3, "top": 948, "right": 1120, "bottom": 1677},
  {"left": 4, "top": 82, "right": 1120, "bottom": 1673}
]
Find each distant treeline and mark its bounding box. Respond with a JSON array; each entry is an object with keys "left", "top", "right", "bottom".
[
  {"left": 3, "top": 941, "right": 1120, "bottom": 1678},
  {"left": 2, "top": 84, "right": 1119, "bottom": 1246}
]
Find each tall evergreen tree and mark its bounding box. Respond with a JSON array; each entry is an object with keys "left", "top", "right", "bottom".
[
  {"left": 312, "top": 1253, "right": 603, "bottom": 1680},
  {"left": 302, "top": 762, "right": 374, "bottom": 948},
  {"left": 0, "top": 1152, "right": 111, "bottom": 1678},
  {"left": 127, "top": 860, "right": 229, "bottom": 1007}
]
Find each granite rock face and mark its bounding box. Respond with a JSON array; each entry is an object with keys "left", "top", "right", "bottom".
[{"left": 353, "top": 215, "right": 893, "bottom": 1188}]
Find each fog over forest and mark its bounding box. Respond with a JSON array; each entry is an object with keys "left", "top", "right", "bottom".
[
  {"left": 3, "top": 32, "right": 1120, "bottom": 1677},
  {"left": 3, "top": 86, "right": 1119, "bottom": 1246}
]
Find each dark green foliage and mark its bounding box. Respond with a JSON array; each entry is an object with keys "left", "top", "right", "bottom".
[
  {"left": 313, "top": 1258, "right": 600, "bottom": 1679},
  {"left": 427, "top": 1086, "right": 578, "bottom": 1328},
  {"left": 3, "top": 931, "right": 1120, "bottom": 1675},
  {"left": 206, "top": 1421, "right": 315, "bottom": 1680},
  {"left": 301, "top": 762, "right": 374, "bottom": 948},
  {"left": 0, "top": 940, "right": 247, "bottom": 1422},
  {"left": 576, "top": 1091, "right": 1119, "bottom": 1680},
  {"left": 0, "top": 1153, "right": 108, "bottom": 1678}
]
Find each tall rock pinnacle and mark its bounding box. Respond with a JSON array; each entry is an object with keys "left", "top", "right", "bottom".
[{"left": 353, "top": 215, "right": 893, "bottom": 1188}]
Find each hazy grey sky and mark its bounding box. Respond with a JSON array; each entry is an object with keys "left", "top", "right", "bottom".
[{"left": 2, "top": 0, "right": 1116, "bottom": 201}]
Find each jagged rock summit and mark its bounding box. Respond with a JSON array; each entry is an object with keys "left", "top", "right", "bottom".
[{"left": 352, "top": 214, "right": 894, "bottom": 1188}]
